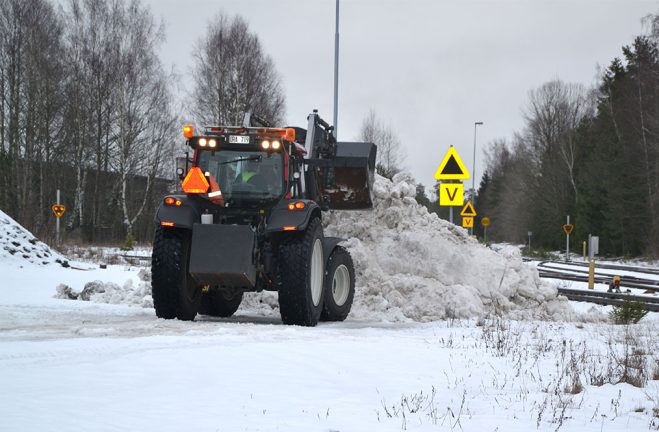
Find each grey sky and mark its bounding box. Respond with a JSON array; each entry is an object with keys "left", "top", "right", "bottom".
[{"left": 145, "top": 0, "right": 655, "bottom": 191}]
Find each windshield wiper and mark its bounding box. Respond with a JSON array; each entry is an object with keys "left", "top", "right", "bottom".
[{"left": 218, "top": 155, "right": 262, "bottom": 166}]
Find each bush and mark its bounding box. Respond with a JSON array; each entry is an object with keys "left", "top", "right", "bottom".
[
  {"left": 609, "top": 298, "right": 649, "bottom": 324},
  {"left": 522, "top": 247, "right": 556, "bottom": 260},
  {"left": 121, "top": 234, "right": 136, "bottom": 251}
]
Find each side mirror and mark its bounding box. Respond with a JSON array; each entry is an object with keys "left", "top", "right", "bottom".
[{"left": 175, "top": 157, "right": 187, "bottom": 180}]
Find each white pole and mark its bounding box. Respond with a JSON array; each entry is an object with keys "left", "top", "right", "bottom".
[
  {"left": 566, "top": 215, "right": 570, "bottom": 262},
  {"left": 449, "top": 207, "right": 453, "bottom": 224},
  {"left": 56, "top": 189, "right": 60, "bottom": 245},
  {"left": 470, "top": 122, "right": 483, "bottom": 235},
  {"left": 333, "top": 0, "right": 340, "bottom": 138}
]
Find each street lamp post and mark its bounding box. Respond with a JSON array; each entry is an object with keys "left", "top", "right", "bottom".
[
  {"left": 471, "top": 121, "right": 483, "bottom": 235},
  {"left": 333, "top": 0, "right": 340, "bottom": 138}
]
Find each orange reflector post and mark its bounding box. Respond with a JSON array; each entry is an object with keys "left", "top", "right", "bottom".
[
  {"left": 285, "top": 128, "right": 296, "bottom": 142},
  {"left": 283, "top": 226, "right": 297, "bottom": 231},
  {"left": 183, "top": 125, "right": 194, "bottom": 139},
  {"left": 181, "top": 167, "right": 210, "bottom": 194},
  {"left": 160, "top": 221, "right": 175, "bottom": 227}
]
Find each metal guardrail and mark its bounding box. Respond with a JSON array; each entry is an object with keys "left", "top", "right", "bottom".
[
  {"left": 557, "top": 287, "right": 659, "bottom": 312},
  {"left": 536, "top": 261, "right": 659, "bottom": 293}
]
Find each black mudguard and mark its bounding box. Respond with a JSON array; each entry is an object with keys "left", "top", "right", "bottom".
[
  {"left": 189, "top": 223, "right": 257, "bottom": 289},
  {"left": 323, "top": 237, "right": 344, "bottom": 265},
  {"left": 266, "top": 200, "right": 321, "bottom": 233},
  {"left": 154, "top": 196, "right": 200, "bottom": 230}
]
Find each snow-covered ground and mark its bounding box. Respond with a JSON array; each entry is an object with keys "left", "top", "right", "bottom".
[{"left": 1, "top": 177, "right": 659, "bottom": 431}]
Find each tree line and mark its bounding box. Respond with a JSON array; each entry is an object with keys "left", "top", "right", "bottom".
[
  {"left": 0, "top": 0, "right": 284, "bottom": 244},
  {"left": 475, "top": 14, "right": 659, "bottom": 257}
]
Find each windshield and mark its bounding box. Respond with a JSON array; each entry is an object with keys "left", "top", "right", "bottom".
[{"left": 197, "top": 149, "right": 285, "bottom": 205}]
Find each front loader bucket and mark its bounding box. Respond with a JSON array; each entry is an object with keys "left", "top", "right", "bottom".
[{"left": 318, "top": 142, "right": 377, "bottom": 210}]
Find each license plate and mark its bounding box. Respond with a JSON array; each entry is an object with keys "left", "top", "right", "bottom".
[{"left": 229, "top": 135, "right": 250, "bottom": 144}]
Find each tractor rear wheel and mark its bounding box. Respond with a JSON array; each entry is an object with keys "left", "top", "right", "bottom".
[
  {"left": 320, "top": 246, "right": 355, "bottom": 322},
  {"left": 278, "top": 218, "right": 325, "bottom": 326},
  {"left": 151, "top": 227, "right": 201, "bottom": 321},
  {"left": 198, "top": 288, "right": 243, "bottom": 318}
]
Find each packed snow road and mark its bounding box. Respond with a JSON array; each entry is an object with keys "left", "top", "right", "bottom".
[{"left": 2, "top": 262, "right": 659, "bottom": 432}]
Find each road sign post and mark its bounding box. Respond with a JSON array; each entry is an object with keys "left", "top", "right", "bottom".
[
  {"left": 481, "top": 217, "right": 490, "bottom": 243},
  {"left": 460, "top": 201, "right": 477, "bottom": 233},
  {"left": 56, "top": 189, "right": 60, "bottom": 245},
  {"left": 435, "top": 146, "right": 470, "bottom": 225},
  {"left": 562, "top": 216, "right": 574, "bottom": 262},
  {"left": 51, "top": 190, "right": 66, "bottom": 245}
]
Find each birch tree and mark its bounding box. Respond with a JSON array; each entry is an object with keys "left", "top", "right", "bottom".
[
  {"left": 359, "top": 109, "right": 405, "bottom": 179},
  {"left": 110, "top": 0, "right": 176, "bottom": 239},
  {"left": 191, "top": 13, "right": 285, "bottom": 127}
]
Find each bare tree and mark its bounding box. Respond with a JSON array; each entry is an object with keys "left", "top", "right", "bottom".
[
  {"left": 109, "top": 0, "right": 177, "bottom": 239},
  {"left": 0, "top": 0, "right": 64, "bottom": 230},
  {"left": 524, "top": 80, "right": 592, "bottom": 198},
  {"left": 359, "top": 109, "right": 405, "bottom": 178},
  {"left": 191, "top": 13, "right": 285, "bottom": 126}
]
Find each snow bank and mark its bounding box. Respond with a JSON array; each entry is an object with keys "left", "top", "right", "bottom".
[
  {"left": 0, "top": 209, "right": 66, "bottom": 265},
  {"left": 324, "top": 173, "right": 573, "bottom": 322},
  {"left": 55, "top": 269, "right": 153, "bottom": 308},
  {"left": 60, "top": 173, "right": 575, "bottom": 322}
]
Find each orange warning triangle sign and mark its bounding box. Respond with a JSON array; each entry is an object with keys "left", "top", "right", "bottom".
[
  {"left": 460, "top": 201, "right": 477, "bottom": 217},
  {"left": 434, "top": 146, "right": 470, "bottom": 180}
]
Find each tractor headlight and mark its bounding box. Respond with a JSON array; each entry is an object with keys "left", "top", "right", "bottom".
[
  {"left": 261, "top": 140, "right": 270, "bottom": 149},
  {"left": 199, "top": 138, "right": 207, "bottom": 147},
  {"left": 208, "top": 138, "right": 217, "bottom": 148},
  {"left": 271, "top": 140, "right": 281, "bottom": 150}
]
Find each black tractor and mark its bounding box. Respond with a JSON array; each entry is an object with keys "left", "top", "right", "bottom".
[{"left": 151, "top": 111, "right": 376, "bottom": 326}]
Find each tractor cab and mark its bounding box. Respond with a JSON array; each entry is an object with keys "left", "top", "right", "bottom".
[
  {"left": 198, "top": 148, "right": 285, "bottom": 207},
  {"left": 180, "top": 125, "right": 293, "bottom": 208}
]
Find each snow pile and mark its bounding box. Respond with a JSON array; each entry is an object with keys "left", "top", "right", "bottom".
[
  {"left": 55, "top": 270, "right": 152, "bottom": 308},
  {"left": 324, "top": 173, "right": 573, "bottom": 322},
  {"left": 0, "top": 209, "right": 66, "bottom": 265},
  {"left": 60, "top": 173, "right": 575, "bottom": 322}
]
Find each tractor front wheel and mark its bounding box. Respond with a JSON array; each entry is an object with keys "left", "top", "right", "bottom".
[
  {"left": 278, "top": 218, "right": 325, "bottom": 326},
  {"left": 151, "top": 227, "right": 201, "bottom": 321}
]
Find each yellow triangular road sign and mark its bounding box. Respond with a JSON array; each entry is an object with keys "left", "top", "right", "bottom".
[
  {"left": 434, "top": 146, "right": 470, "bottom": 180},
  {"left": 460, "top": 201, "right": 477, "bottom": 217}
]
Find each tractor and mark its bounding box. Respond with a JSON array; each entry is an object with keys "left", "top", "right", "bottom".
[{"left": 151, "top": 110, "right": 376, "bottom": 326}]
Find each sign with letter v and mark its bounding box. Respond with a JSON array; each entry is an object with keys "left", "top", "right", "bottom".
[{"left": 439, "top": 183, "right": 464, "bottom": 206}]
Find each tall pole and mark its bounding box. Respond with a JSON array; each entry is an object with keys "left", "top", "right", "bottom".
[
  {"left": 470, "top": 121, "right": 483, "bottom": 235},
  {"left": 566, "top": 215, "right": 570, "bottom": 262},
  {"left": 333, "top": 0, "right": 340, "bottom": 138},
  {"left": 56, "top": 189, "right": 60, "bottom": 245}
]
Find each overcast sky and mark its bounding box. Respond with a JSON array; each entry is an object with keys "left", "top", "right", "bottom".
[{"left": 144, "top": 0, "right": 655, "bottom": 191}]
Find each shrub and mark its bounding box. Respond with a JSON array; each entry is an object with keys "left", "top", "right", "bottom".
[
  {"left": 120, "top": 234, "right": 136, "bottom": 251},
  {"left": 609, "top": 298, "right": 648, "bottom": 324}
]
